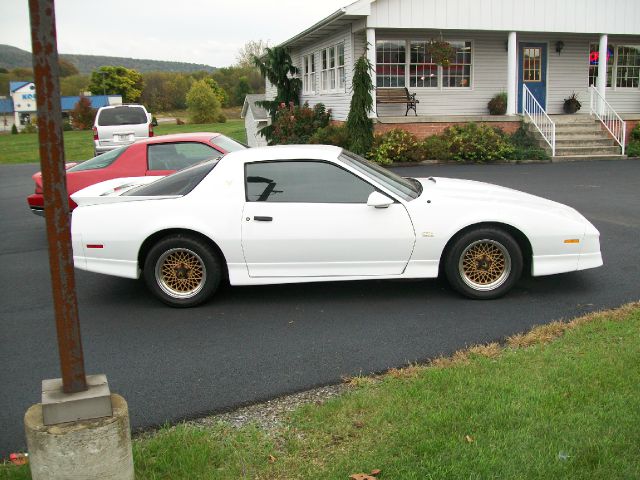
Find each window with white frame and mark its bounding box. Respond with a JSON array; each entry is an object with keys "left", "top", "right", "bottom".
[
  {"left": 337, "top": 43, "right": 345, "bottom": 89},
  {"left": 442, "top": 41, "right": 472, "bottom": 88},
  {"left": 320, "top": 43, "right": 345, "bottom": 93},
  {"left": 588, "top": 43, "right": 613, "bottom": 87},
  {"left": 377, "top": 39, "right": 472, "bottom": 89},
  {"left": 616, "top": 45, "right": 640, "bottom": 88},
  {"left": 303, "top": 53, "right": 316, "bottom": 93},
  {"left": 409, "top": 41, "right": 437, "bottom": 88},
  {"left": 376, "top": 40, "right": 406, "bottom": 87}
]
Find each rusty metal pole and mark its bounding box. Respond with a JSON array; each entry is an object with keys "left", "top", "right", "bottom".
[{"left": 29, "top": 0, "right": 87, "bottom": 394}]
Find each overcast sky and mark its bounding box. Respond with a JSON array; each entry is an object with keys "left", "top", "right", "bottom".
[{"left": 0, "top": 0, "right": 350, "bottom": 67}]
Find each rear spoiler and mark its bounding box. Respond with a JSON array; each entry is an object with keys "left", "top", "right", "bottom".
[{"left": 71, "top": 176, "right": 169, "bottom": 207}]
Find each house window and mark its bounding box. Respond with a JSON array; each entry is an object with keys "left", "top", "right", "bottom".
[
  {"left": 303, "top": 54, "right": 316, "bottom": 93},
  {"left": 522, "top": 47, "right": 542, "bottom": 82},
  {"left": 409, "top": 41, "right": 437, "bottom": 88},
  {"left": 615, "top": 45, "right": 640, "bottom": 88},
  {"left": 589, "top": 43, "right": 613, "bottom": 87},
  {"left": 320, "top": 43, "right": 345, "bottom": 93},
  {"left": 337, "top": 43, "right": 345, "bottom": 89},
  {"left": 376, "top": 40, "right": 406, "bottom": 87},
  {"left": 442, "top": 41, "right": 472, "bottom": 88}
]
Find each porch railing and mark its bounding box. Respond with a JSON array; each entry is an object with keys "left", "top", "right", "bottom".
[
  {"left": 522, "top": 85, "right": 555, "bottom": 156},
  {"left": 589, "top": 86, "right": 626, "bottom": 155}
]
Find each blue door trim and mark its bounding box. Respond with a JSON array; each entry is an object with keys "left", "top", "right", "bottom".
[{"left": 518, "top": 43, "right": 547, "bottom": 113}]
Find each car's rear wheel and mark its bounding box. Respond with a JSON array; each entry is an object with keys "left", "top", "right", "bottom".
[
  {"left": 444, "top": 228, "right": 523, "bottom": 299},
  {"left": 143, "top": 235, "right": 221, "bottom": 307}
]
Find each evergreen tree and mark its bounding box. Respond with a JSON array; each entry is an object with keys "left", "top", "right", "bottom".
[{"left": 346, "top": 55, "right": 374, "bottom": 155}]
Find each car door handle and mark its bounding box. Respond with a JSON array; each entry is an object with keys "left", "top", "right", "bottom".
[{"left": 254, "top": 216, "right": 273, "bottom": 222}]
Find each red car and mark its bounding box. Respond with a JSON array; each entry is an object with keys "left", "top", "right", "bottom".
[{"left": 27, "top": 133, "right": 246, "bottom": 215}]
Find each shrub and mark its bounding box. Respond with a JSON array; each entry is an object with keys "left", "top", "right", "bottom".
[
  {"left": 488, "top": 92, "right": 507, "bottom": 115},
  {"left": 151, "top": 116, "right": 158, "bottom": 127},
  {"left": 62, "top": 120, "right": 73, "bottom": 131},
  {"left": 421, "top": 135, "right": 451, "bottom": 160},
  {"left": 70, "top": 96, "right": 96, "bottom": 130},
  {"left": 309, "top": 124, "right": 350, "bottom": 148},
  {"left": 442, "top": 123, "right": 515, "bottom": 163},
  {"left": 11, "top": 124, "right": 18, "bottom": 134},
  {"left": 627, "top": 123, "right": 640, "bottom": 156},
  {"left": 507, "top": 125, "right": 550, "bottom": 161},
  {"left": 22, "top": 122, "right": 37, "bottom": 134},
  {"left": 368, "top": 129, "right": 421, "bottom": 165},
  {"left": 270, "top": 102, "right": 331, "bottom": 145},
  {"left": 186, "top": 79, "right": 222, "bottom": 124}
]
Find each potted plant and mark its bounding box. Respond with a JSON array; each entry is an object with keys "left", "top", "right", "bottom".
[
  {"left": 488, "top": 92, "right": 507, "bottom": 115},
  {"left": 427, "top": 39, "right": 455, "bottom": 66},
  {"left": 563, "top": 92, "right": 582, "bottom": 114}
]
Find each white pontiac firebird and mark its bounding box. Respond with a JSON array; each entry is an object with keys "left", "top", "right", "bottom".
[{"left": 70, "top": 145, "right": 603, "bottom": 307}]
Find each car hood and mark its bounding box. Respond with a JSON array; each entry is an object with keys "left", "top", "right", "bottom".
[{"left": 417, "top": 177, "right": 588, "bottom": 222}]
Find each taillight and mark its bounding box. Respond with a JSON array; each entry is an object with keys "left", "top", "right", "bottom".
[
  {"left": 92, "top": 126, "right": 98, "bottom": 141},
  {"left": 149, "top": 123, "right": 154, "bottom": 137},
  {"left": 35, "top": 185, "right": 43, "bottom": 194}
]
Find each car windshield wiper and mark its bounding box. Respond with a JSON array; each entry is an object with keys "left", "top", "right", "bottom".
[{"left": 407, "top": 177, "right": 423, "bottom": 195}]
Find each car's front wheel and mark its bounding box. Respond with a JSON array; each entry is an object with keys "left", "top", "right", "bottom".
[
  {"left": 444, "top": 228, "right": 523, "bottom": 299},
  {"left": 143, "top": 235, "right": 221, "bottom": 307}
]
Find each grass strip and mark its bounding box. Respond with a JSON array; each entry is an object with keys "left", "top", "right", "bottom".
[
  {"left": 3, "top": 303, "right": 639, "bottom": 479},
  {"left": 0, "top": 119, "right": 247, "bottom": 165}
]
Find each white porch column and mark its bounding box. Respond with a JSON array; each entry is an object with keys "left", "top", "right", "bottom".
[
  {"left": 597, "top": 34, "right": 608, "bottom": 113},
  {"left": 506, "top": 31, "right": 517, "bottom": 115},
  {"left": 366, "top": 27, "right": 377, "bottom": 118}
]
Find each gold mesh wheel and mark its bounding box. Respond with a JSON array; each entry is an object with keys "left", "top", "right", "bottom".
[
  {"left": 458, "top": 239, "right": 512, "bottom": 291},
  {"left": 155, "top": 248, "right": 207, "bottom": 299}
]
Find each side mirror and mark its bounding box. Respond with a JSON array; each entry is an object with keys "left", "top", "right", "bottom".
[{"left": 367, "top": 191, "right": 393, "bottom": 208}]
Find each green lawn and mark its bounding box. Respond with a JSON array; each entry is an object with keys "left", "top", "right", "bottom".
[
  {"left": 0, "top": 119, "right": 246, "bottom": 165},
  {"left": 3, "top": 304, "right": 639, "bottom": 479}
]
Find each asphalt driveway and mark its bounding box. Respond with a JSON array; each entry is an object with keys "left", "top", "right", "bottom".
[{"left": 1, "top": 159, "right": 638, "bottom": 455}]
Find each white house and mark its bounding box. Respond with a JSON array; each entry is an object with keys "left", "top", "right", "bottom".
[
  {"left": 241, "top": 94, "right": 270, "bottom": 147},
  {"left": 268, "top": 0, "right": 640, "bottom": 157}
]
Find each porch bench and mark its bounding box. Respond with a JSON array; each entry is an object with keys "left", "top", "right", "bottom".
[{"left": 376, "top": 87, "right": 419, "bottom": 116}]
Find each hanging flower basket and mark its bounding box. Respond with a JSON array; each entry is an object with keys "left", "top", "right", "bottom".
[{"left": 427, "top": 40, "right": 455, "bottom": 66}]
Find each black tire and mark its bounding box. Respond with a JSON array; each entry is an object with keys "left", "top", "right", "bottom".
[
  {"left": 444, "top": 227, "right": 523, "bottom": 300},
  {"left": 143, "top": 234, "right": 221, "bottom": 307}
]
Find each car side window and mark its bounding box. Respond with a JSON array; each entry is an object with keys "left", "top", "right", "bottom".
[
  {"left": 245, "top": 161, "right": 376, "bottom": 203},
  {"left": 148, "top": 142, "right": 220, "bottom": 171}
]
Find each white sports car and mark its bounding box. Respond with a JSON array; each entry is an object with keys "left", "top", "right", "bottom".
[{"left": 71, "top": 145, "right": 603, "bottom": 307}]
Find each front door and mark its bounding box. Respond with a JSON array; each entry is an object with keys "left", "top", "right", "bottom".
[{"left": 518, "top": 43, "right": 547, "bottom": 113}]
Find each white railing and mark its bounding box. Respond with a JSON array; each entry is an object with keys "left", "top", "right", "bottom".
[
  {"left": 589, "top": 86, "right": 626, "bottom": 155},
  {"left": 522, "top": 85, "right": 555, "bottom": 156}
]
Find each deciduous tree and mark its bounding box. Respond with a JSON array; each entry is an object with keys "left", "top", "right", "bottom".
[
  {"left": 70, "top": 96, "right": 96, "bottom": 130},
  {"left": 186, "top": 79, "right": 223, "bottom": 124},
  {"left": 88, "top": 66, "right": 144, "bottom": 103}
]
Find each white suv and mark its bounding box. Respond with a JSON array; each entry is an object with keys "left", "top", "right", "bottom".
[{"left": 93, "top": 104, "right": 153, "bottom": 155}]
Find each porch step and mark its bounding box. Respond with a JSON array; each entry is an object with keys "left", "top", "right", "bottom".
[
  {"left": 554, "top": 125, "right": 603, "bottom": 133},
  {"left": 551, "top": 154, "right": 627, "bottom": 162},
  {"left": 554, "top": 145, "right": 622, "bottom": 156},
  {"left": 555, "top": 137, "right": 617, "bottom": 147}
]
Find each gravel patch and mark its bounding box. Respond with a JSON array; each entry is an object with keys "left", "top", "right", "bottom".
[{"left": 190, "top": 383, "right": 349, "bottom": 431}]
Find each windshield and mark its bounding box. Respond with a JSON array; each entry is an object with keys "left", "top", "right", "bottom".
[
  {"left": 212, "top": 134, "right": 246, "bottom": 152},
  {"left": 339, "top": 150, "right": 421, "bottom": 201},
  {"left": 123, "top": 158, "right": 219, "bottom": 197},
  {"left": 68, "top": 146, "right": 127, "bottom": 172}
]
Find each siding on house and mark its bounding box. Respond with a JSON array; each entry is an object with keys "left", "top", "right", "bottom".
[
  {"left": 367, "top": 0, "right": 640, "bottom": 36},
  {"left": 265, "top": 80, "right": 277, "bottom": 101},
  {"left": 293, "top": 26, "right": 355, "bottom": 121},
  {"left": 244, "top": 108, "right": 269, "bottom": 147}
]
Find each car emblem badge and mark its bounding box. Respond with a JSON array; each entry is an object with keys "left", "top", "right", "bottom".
[{"left": 422, "top": 232, "right": 434, "bottom": 237}]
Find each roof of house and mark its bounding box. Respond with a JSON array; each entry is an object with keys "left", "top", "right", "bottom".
[
  {"left": 241, "top": 94, "right": 269, "bottom": 121},
  {"left": 9, "top": 81, "right": 31, "bottom": 92},
  {"left": 279, "top": 0, "right": 640, "bottom": 48},
  {"left": 0, "top": 98, "right": 13, "bottom": 114},
  {"left": 60, "top": 95, "right": 118, "bottom": 111}
]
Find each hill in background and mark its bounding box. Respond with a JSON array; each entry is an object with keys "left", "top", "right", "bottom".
[{"left": 0, "top": 44, "right": 217, "bottom": 74}]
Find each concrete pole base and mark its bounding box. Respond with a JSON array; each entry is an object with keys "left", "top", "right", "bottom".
[{"left": 25, "top": 394, "right": 134, "bottom": 480}]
